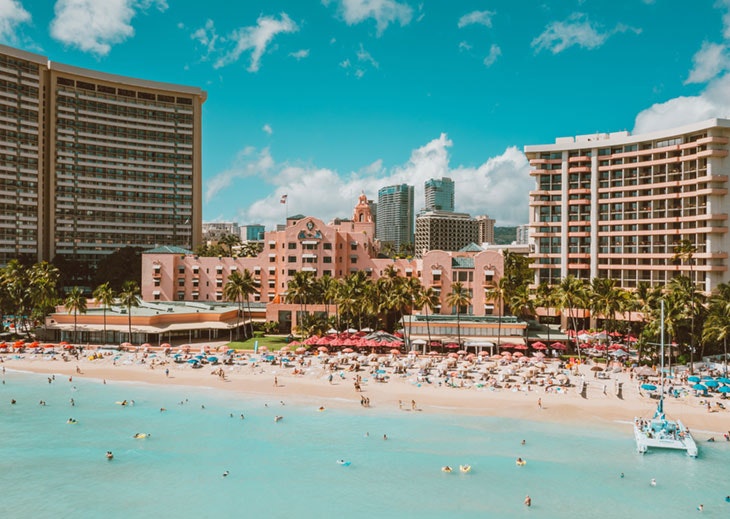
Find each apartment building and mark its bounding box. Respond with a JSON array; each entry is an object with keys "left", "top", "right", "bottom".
[
  {"left": 0, "top": 44, "right": 206, "bottom": 267},
  {"left": 526, "top": 118, "right": 730, "bottom": 292},
  {"left": 424, "top": 177, "right": 454, "bottom": 212},
  {"left": 476, "top": 215, "right": 496, "bottom": 244},
  {"left": 376, "top": 183, "right": 414, "bottom": 253},
  {"left": 415, "top": 210, "right": 478, "bottom": 257}
]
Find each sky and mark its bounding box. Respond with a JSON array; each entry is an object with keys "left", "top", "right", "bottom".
[{"left": 2, "top": 0, "right": 730, "bottom": 230}]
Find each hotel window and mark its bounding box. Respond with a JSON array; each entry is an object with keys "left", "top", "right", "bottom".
[
  {"left": 323, "top": 256, "right": 332, "bottom": 263},
  {"left": 216, "top": 293, "right": 222, "bottom": 301},
  {"left": 216, "top": 280, "right": 223, "bottom": 288},
  {"left": 288, "top": 256, "right": 297, "bottom": 263},
  {"left": 192, "top": 279, "right": 199, "bottom": 287},
  {"left": 288, "top": 242, "right": 297, "bottom": 249},
  {"left": 154, "top": 279, "right": 160, "bottom": 287},
  {"left": 350, "top": 242, "right": 357, "bottom": 251},
  {"left": 323, "top": 243, "right": 332, "bottom": 250},
  {"left": 432, "top": 272, "right": 441, "bottom": 282},
  {"left": 288, "top": 269, "right": 297, "bottom": 276},
  {"left": 323, "top": 270, "right": 332, "bottom": 277},
  {"left": 177, "top": 266, "right": 185, "bottom": 274},
  {"left": 177, "top": 291, "right": 185, "bottom": 301},
  {"left": 178, "top": 278, "right": 185, "bottom": 287}
]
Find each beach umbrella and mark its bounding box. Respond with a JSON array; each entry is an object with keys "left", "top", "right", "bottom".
[
  {"left": 718, "top": 386, "right": 730, "bottom": 393},
  {"left": 532, "top": 343, "right": 547, "bottom": 350},
  {"left": 717, "top": 377, "right": 730, "bottom": 384},
  {"left": 590, "top": 365, "right": 604, "bottom": 372},
  {"left": 513, "top": 352, "right": 524, "bottom": 358},
  {"left": 280, "top": 346, "right": 291, "bottom": 352},
  {"left": 550, "top": 342, "right": 566, "bottom": 350},
  {"left": 207, "top": 356, "right": 218, "bottom": 363},
  {"left": 641, "top": 384, "right": 657, "bottom": 391},
  {"left": 692, "top": 384, "right": 707, "bottom": 391},
  {"left": 187, "top": 359, "right": 199, "bottom": 364},
  {"left": 317, "top": 346, "right": 329, "bottom": 353},
  {"left": 390, "top": 349, "right": 401, "bottom": 355},
  {"left": 295, "top": 347, "right": 306, "bottom": 354},
  {"left": 160, "top": 343, "right": 171, "bottom": 349},
  {"left": 687, "top": 376, "right": 701, "bottom": 383},
  {"left": 342, "top": 348, "right": 354, "bottom": 353},
  {"left": 704, "top": 380, "right": 719, "bottom": 388}
]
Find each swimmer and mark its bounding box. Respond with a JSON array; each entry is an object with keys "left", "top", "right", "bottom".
[
  {"left": 274, "top": 415, "right": 283, "bottom": 422},
  {"left": 160, "top": 408, "right": 167, "bottom": 412},
  {"left": 106, "top": 451, "right": 114, "bottom": 460},
  {"left": 620, "top": 472, "right": 625, "bottom": 479},
  {"left": 725, "top": 495, "right": 730, "bottom": 503},
  {"left": 650, "top": 478, "right": 657, "bottom": 487},
  {"left": 521, "top": 439, "right": 526, "bottom": 445},
  {"left": 67, "top": 418, "right": 76, "bottom": 423},
  {"left": 10, "top": 399, "right": 16, "bottom": 404},
  {"left": 240, "top": 414, "right": 245, "bottom": 419},
  {"left": 383, "top": 434, "right": 388, "bottom": 440},
  {"left": 707, "top": 437, "right": 715, "bottom": 442},
  {"left": 524, "top": 495, "right": 531, "bottom": 507},
  {"left": 222, "top": 470, "right": 229, "bottom": 477},
  {"left": 697, "top": 504, "right": 703, "bottom": 512},
  {"left": 318, "top": 406, "right": 325, "bottom": 412}
]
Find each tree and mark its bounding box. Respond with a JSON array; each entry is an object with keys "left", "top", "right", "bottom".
[
  {"left": 414, "top": 286, "right": 440, "bottom": 352},
  {"left": 224, "top": 270, "right": 256, "bottom": 340},
  {"left": 286, "top": 271, "right": 316, "bottom": 338},
  {"left": 703, "top": 283, "right": 730, "bottom": 377},
  {"left": 92, "top": 282, "right": 116, "bottom": 345},
  {"left": 553, "top": 276, "right": 588, "bottom": 362},
  {"left": 673, "top": 238, "right": 699, "bottom": 371},
  {"left": 240, "top": 242, "right": 262, "bottom": 258},
  {"left": 588, "top": 277, "right": 632, "bottom": 364},
  {"left": 118, "top": 281, "right": 140, "bottom": 344},
  {"left": 219, "top": 234, "right": 241, "bottom": 256},
  {"left": 446, "top": 281, "right": 472, "bottom": 348},
  {"left": 89, "top": 247, "right": 144, "bottom": 291},
  {"left": 28, "top": 262, "right": 60, "bottom": 335},
  {"left": 485, "top": 279, "right": 507, "bottom": 350},
  {"left": 3, "top": 260, "right": 31, "bottom": 335},
  {"left": 64, "top": 287, "right": 87, "bottom": 345}
]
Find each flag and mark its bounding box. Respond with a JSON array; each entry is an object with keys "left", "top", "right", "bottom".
[{"left": 280, "top": 194, "right": 288, "bottom": 204}]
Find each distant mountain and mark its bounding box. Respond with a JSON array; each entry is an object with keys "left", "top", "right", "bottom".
[{"left": 493, "top": 227, "right": 516, "bottom": 245}]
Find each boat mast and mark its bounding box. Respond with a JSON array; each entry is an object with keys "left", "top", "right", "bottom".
[{"left": 659, "top": 299, "right": 665, "bottom": 417}]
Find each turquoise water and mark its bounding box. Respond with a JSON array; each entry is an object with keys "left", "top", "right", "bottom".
[{"left": 1, "top": 371, "right": 729, "bottom": 518}]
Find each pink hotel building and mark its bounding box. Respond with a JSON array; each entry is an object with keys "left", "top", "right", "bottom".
[
  {"left": 141, "top": 194, "right": 513, "bottom": 336},
  {"left": 526, "top": 118, "right": 730, "bottom": 293}
]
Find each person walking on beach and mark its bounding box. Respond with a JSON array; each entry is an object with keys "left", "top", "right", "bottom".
[
  {"left": 274, "top": 376, "right": 278, "bottom": 387},
  {"left": 537, "top": 398, "right": 542, "bottom": 410},
  {"left": 165, "top": 368, "right": 169, "bottom": 378}
]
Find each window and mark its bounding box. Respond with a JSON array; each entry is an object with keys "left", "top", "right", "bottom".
[
  {"left": 350, "top": 242, "right": 357, "bottom": 251},
  {"left": 323, "top": 243, "right": 332, "bottom": 250},
  {"left": 154, "top": 293, "right": 160, "bottom": 301},
  {"left": 177, "top": 266, "right": 185, "bottom": 274},
  {"left": 288, "top": 243, "right": 297, "bottom": 250},
  {"left": 323, "top": 256, "right": 332, "bottom": 264},
  {"left": 177, "top": 291, "right": 185, "bottom": 301},
  {"left": 288, "top": 256, "right": 297, "bottom": 263},
  {"left": 154, "top": 279, "right": 160, "bottom": 287},
  {"left": 178, "top": 278, "right": 185, "bottom": 287}
]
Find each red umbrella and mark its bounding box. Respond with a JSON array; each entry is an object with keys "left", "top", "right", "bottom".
[
  {"left": 513, "top": 352, "right": 524, "bottom": 358},
  {"left": 289, "top": 340, "right": 301, "bottom": 347},
  {"left": 550, "top": 342, "right": 566, "bottom": 350},
  {"left": 160, "top": 343, "right": 171, "bottom": 349},
  {"left": 447, "top": 352, "right": 459, "bottom": 359},
  {"left": 531, "top": 341, "right": 547, "bottom": 349},
  {"left": 342, "top": 348, "right": 354, "bottom": 353},
  {"left": 445, "top": 343, "right": 460, "bottom": 349},
  {"left": 317, "top": 337, "right": 331, "bottom": 346},
  {"left": 478, "top": 350, "right": 490, "bottom": 356},
  {"left": 456, "top": 350, "right": 468, "bottom": 355},
  {"left": 512, "top": 344, "right": 528, "bottom": 350},
  {"left": 317, "top": 346, "right": 329, "bottom": 353}
]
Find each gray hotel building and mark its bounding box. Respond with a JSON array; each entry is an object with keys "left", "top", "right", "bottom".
[{"left": 0, "top": 44, "right": 205, "bottom": 267}]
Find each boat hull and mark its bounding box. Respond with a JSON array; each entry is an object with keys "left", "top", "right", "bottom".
[{"left": 633, "top": 418, "right": 698, "bottom": 457}]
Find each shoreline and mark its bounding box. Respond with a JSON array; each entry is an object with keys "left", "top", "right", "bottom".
[{"left": 3, "top": 349, "right": 730, "bottom": 438}]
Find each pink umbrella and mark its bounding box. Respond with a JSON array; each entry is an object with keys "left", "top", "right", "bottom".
[
  {"left": 513, "top": 352, "right": 524, "bottom": 358},
  {"left": 531, "top": 341, "right": 547, "bottom": 349},
  {"left": 447, "top": 352, "right": 459, "bottom": 359},
  {"left": 550, "top": 342, "right": 566, "bottom": 350},
  {"left": 342, "top": 348, "right": 354, "bottom": 353},
  {"left": 390, "top": 349, "right": 401, "bottom": 355},
  {"left": 478, "top": 350, "right": 490, "bottom": 356},
  {"left": 289, "top": 340, "right": 301, "bottom": 347},
  {"left": 317, "top": 346, "right": 329, "bottom": 353}
]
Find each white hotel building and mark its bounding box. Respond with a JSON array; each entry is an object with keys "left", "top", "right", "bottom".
[{"left": 525, "top": 118, "right": 730, "bottom": 293}]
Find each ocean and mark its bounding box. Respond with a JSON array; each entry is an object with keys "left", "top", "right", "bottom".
[{"left": 1, "top": 370, "right": 728, "bottom": 518}]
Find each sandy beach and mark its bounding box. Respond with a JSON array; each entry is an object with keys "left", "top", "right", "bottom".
[{"left": 3, "top": 345, "right": 730, "bottom": 438}]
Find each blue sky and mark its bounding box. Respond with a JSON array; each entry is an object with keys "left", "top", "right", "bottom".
[{"left": 2, "top": 0, "right": 729, "bottom": 229}]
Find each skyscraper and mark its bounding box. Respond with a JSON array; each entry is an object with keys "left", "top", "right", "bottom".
[
  {"left": 0, "top": 44, "right": 206, "bottom": 268},
  {"left": 376, "top": 184, "right": 414, "bottom": 253},
  {"left": 424, "top": 177, "right": 455, "bottom": 212}
]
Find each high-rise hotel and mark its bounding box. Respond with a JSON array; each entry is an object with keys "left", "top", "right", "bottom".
[
  {"left": 0, "top": 44, "right": 205, "bottom": 267},
  {"left": 526, "top": 118, "right": 730, "bottom": 293}
]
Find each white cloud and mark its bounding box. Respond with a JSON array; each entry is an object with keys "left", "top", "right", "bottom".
[
  {"left": 0, "top": 0, "right": 30, "bottom": 45},
  {"left": 323, "top": 0, "right": 413, "bottom": 36},
  {"left": 262, "top": 124, "right": 273, "bottom": 135},
  {"left": 458, "top": 41, "right": 471, "bottom": 51},
  {"left": 457, "top": 10, "right": 495, "bottom": 29},
  {"left": 214, "top": 13, "right": 298, "bottom": 72},
  {"left": 205, "top": 147, "right": 274, "bottom": 203},
  {"left": 289, "top": 48, "right": 310, "bottom": 60},
  {"left": 340, "top": 58, "right": 351, "bottom": 68},
  {"left": 531, "top": 13, "right": 640, "bottom": 54},
  {"left": 483, "top": 44, "right": 501, "bottom": 67},
  {"left": 50, "top": 0, "right": 167, "bottom": 56},
  {"left": 222, "top": 135, "right": 531, "bottom": 229},
  {"left": 191, "top": 19, "right": 218, "bottom": 61},
  {"left": 685, "top": 42, "right": 730, "bottom": 84},
  {"left": 633, "top": 74, "right": 730, "bottom": 134},
  {"left": 356, "top": 43, "right": 378, "bottom": 68}
]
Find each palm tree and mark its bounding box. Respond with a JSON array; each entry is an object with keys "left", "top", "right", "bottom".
[
  {"left": 2, "top": 259, "right": 30, "bottom": 335},
  {"left": 239, "top": 269, "right": 257, "bottom": 339},
  {"left": 240, "top": 241, "right": 263, "bottom": 258},
  {"left": 92, "top": 282, "right": 115, "bottom": 345},
  {"left": 446, "top": 281, "right": 472, "bottom": 349},
  {"left": 485, "top": 279, "right": 507, "bottom": 350},
  {"left": 64, "top": 287, "right": 87, "bottom": 345},
  {"left": 28, "top": 262, "right": 60, "bottom": 336},
  {"left": 118, "top": 281, "right": 140, "bottom": 344},
  {"left": 286, "top": 271, "right": 316, "bottom": 338},
  {"left": 219, "top": 234, "right": 241, "bottom": 256},
  {"left": 588, "top": 277, "right": 632, "bottom": 364},
  {"left": 224, "top": 271, "right": 248, "bottom": 340},
  {"left": 536, "top": 281, "right": 555, "bottom": 344},
  {"left": 553, "top": 276, "right": 588, "bottom": 362},
  {"left": 703, "top": 282, "right": 730, "bottom": 377},
  {"left": 414, "top": 286, "right": 440, "bottom": 353},
  {"left": 673, "top": 238, "right": 698, "bottom": 370},
  {"left": 507, "top": 284, "right": 535, "bottom": 343}
]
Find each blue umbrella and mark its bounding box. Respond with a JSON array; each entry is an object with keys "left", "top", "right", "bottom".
[
  {"left": 173, "top": 353, "right": 182, "bottom": 358},
  {"left": 701, "top": 375, "right": 714, "bottom": 380},
  {"left": 187, "top": 358, "right": 200, "bottom": 364},
  {"left": 704, "top": 380, "right": 719, "bottom": 388},
  {"left": 207, "top": 356, "right": 218, "bottom": 363},
  {"left": 641, "top": 384, "right": 657, "bottom": 391},
  {"left": 718, "top": 386, "right": 730, "bottom": 393},
  {"left": 687, "top": 376, "right": 701, "bottom": 383},
  {"left": 692, "top": 384, "right": 707, "bottom": 391},
  {"left": 717, "top": 377, "right": 730, "bottom": 384}
]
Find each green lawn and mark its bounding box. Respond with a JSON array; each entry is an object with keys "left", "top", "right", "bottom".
[{"left": 227, "top": 334, "right": 294, "bottom": 352}]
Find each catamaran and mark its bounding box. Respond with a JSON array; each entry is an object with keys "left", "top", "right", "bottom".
[{"left": 633, "top": 301, "right": 698, "bottom": 457}]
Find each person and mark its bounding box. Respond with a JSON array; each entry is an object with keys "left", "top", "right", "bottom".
[
  {"left": 524, "top": 495, "right": 531, "bottom": 507},
  {"left": 707, "top": 437, "right": 715, "bottom": 442},
  {"left": 10, "top": 399, "right": 15, "bottom": 404},
  {"left": 537, "top": 398, "right": 542, "bottom": 409},
  {"left": 383, "top": 434, "right": 388, "bottom": 440},
  {"left": 106, "top": 451, "right": 114, "bottom": 460},
  {"left": 274, "top": 376, "right": 278, "bottom": 387},
  {"left": 274, "top": 415, "right": 282, "bottom": 422},
  {"left": 411, "top": 400, "right": 417, "bottom": 410},
  {"left": 165, "top": 368, "right": 169, "bottom": 377},
  {"left": 724, "top": 495, "right": 730, "bottom": 503},
  {"left": 620, "top": 472, "right": 625, "bottom": 478},
  {"left": 521, "top": 439, "right": 526, "bottom": 445},
  {"left": 70, "top": 398, "right": 75, "bottom": 406},
  {"left": 650, "top": 478, "right": 657, "bottom": 486},
  {"left": 222, "top": 470, "right": 229, "bottom": 477},
  {"left": 697, "top": 504, "right": 703, "bottom": 512}
]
